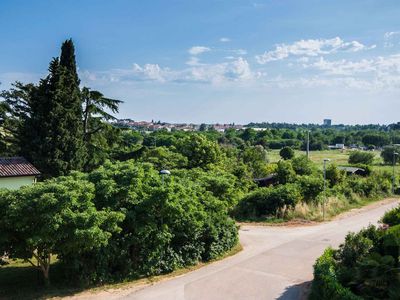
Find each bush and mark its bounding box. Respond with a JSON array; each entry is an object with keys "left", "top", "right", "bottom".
[
  {"left": 279, "top": 146, "right": 295, "bottom": 160},
  {"left": 234, "top": 184, "right": 301, "bottom": 219},
  {"left": 296, "top": 175, "right": 324, "bottom": 203},
  {"left": 276, "top": 160, "right": 296, "bottom": 184},
  {"left": 312, "top": 206, "right": 400, "bottom": 300},
  {"left": 309, "top": 248, "right": 362, "bottom": 300},
  {"left": 60, "top": 160, "right": 238, "bottom": 284},
  {"left": 381, "top": 205, "right": 400, "bottom": 226},
  {"left": 325, "top": 164, "right": 345, "bottom": 187},
  {"left": 291, "top": 155, "right": 315, "bottom": 175},
  {"left": 381, "top": 146, "right": 400, "bottom": 165},
  {"left": 348, "top": 151, "right": 375, "bottom": 165}
]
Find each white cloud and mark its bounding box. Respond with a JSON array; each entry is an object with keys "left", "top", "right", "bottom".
[
  {"left": 220, "top": 37, "right": 231, "bottom": 42},
  {"left": 188, "top": 46, "right": 211, "bottom": 55},
  {"left": 132, "top": 63, "right": 170, "bottom": 82},
  {"left": 256, "top": 37, "right": 375, "bottom": 64},
  {"left": 186, "top": 56, "right": 202, "bottom": 66},
  {"left": 83, "top": 57, "right": 258, "bottom": 86},
  {"left": 233, "top": 49, "right": 247, "bottom": 55},
  {"left": 306, "top": 54, "right": 400, "bottom": 76},
  {"left": 384, "top": 31, "right": 400, "bottom": 48}
]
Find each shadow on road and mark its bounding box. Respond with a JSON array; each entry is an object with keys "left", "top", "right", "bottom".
[{"left": 276, "top": 281, "right": 312, "bottom": 300}]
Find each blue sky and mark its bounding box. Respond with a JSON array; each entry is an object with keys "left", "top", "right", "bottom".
[{"left": 1, "top": 0, "right": 400, "bottom": 124}]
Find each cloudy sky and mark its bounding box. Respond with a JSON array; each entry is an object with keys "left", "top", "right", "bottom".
[{"left": 1, "top": 0, "right": 400, "bottom": 124}]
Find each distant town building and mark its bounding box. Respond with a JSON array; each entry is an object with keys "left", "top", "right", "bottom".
[{"left": 323, "top": 119, "right": 332, "bottom": 126}]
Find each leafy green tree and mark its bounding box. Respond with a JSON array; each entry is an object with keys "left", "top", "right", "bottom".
[
  {"left": 177, "top": 134, "right": 222, "bottom": 169},
  {"left": 241, "top": 145, "right": 269, "bottom": 178},
  {"left": 81, "top": 87, "right": 123, "bottom": 170},
  {"left": 234, "top": 184, "right": 301, "bottom": 218},
  {"left": 362, "top": 133, "right": 390, "bottom": 147},
  {"left": 291, "top": 155, "right": 315, "bottom": 175},
  {"left": 0, "top": 177, "right": 124, "bottom": 285},
  {"left": 276, "top": 160, "right": 296, "bottom": 184},
  {"left": 325, "top": 163, "right": 345, "bottom": 186},
  {"left": 348, "top": 151, "right": 375, "bottom": 165},
  {"left": 140, "top": 146, "right": 188, "bottom": 170},
  {"left": 381, "top": 146, "right": 400, "bottom": 165},
  {"left": 279, "top": 146, "right": 295, "bottom": 160},
  {"left": 0, "top": 82, "right": 36, "bottom": 156},
  {"left": 199, "top": 123, "right": 208, "bottom": 131},
  {"left": 63, "top": 160, "right": 238, "bottom": 282},
  {"left": 296, "top": 175, "right": 324, "bottom": 202}
]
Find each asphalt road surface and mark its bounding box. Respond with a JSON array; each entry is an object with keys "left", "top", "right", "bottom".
[{"left": 123, "top": 200, "right": 399, "bottom": 300}]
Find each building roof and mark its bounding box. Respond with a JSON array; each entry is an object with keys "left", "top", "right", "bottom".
[
  {"left": 0, "top": 157, "right": 41, "bottom": 178},
  {"left": 338, "top": 166, "right": 365, "bottom": 174}
]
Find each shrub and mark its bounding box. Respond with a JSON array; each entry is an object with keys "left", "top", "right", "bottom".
[
  {"left": 381, "top": 145, "right": 400, "bottom": 165},
  {"left": 60, "top": 160, "right": 238, "bottom": 283},
  {"left": 348, "top": 151, "right": 375, "bottom": 165},
  {"left": 309, "top": 248, "right": 362, "bottom": 300},
  {"left": 381, "top": 205, "right": 400, "bottom": 226},
  {"left": 279, "top": 146, "right": 295, "bottom": 160},
  {"left": 312, "top": 207, "right": 400, "bottom": 300},
  {"left": 234, "top": 184, "right": 301, "bottom": 219},
  {"left": 325, "top": 164, "right": 345, "bottom": 187},
  {"left": 296, "top": 175, "right": 324, "bottom": 202},
  {"left": 291, "top": 155, "right": 315, "bottom": 175},
  {"left": 276, "top": 160, "right": 296, "bottom": 184}
]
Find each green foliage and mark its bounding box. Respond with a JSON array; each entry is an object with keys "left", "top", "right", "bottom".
[
  {"left": 140, "top": 146, "right": 188, "bottom": 170},
  {"left": 276, "top": 160, "right": 296, "bottom": 184},
  {"left": 60, "top": 161, "right": 238, "bottom": 283},
  {"left": 295, "top": 175, "right": 324, "bottom": 202},
  {"left": 0, "top": 178, "right": 124, "bottom": 284},
  {"left": 352, "top": 253, "right": 400, "bottom": 299},
  {"left": 309, "top": 248, "right": 362, "bottom": 300},
  {"left": 291, "top": 155, "right": 315, "bottom": 175},
  {"left": 382, "top": 205, "right": 400, "bottom": 226},
  {"left": 325, "top": 164, "right": 345, "bottom": 187},
  {"left": 0, "top": 40, "right": 122, "bottom": 176},
  {"left": 177, "top": 134, "right": 222, "bottom": 169},
  {"left": 234, "top": 184, "right": 301, "bottom": 219},
  {"left": 348, "top": 151, "right": 375, "bottom": 165},
  {"left": 381, "top": 145, "right": 400, "bottom": 165},
  {"left": 279, "top": 146, "right": 295, "bottom": 160},
  {"left": 347, "top": 172, "right": 391, "bottom": 198},
  {"left": 241, "top": 145, "right": 269, "bottom": 177},
  {"left": 313, "top": 206, "right": 400, "bottom": 300},
  {"left": 362, "top": 134, "right": 390, "bottom": 147},
  {"left": 24, "top": 41, "right": 87, "bottom": 177}
]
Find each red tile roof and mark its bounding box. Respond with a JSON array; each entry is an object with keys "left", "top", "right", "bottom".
[{"left": 0, "top": 157, "right": 41, "bottom": 177}]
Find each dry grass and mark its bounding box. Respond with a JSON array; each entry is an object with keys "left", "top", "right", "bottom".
[{"left": 287, "top": 195, "right": 380, "bottom": 221}]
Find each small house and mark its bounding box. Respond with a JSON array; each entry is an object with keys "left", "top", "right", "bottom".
[
  {"left": 254, "top": 173, "right": 278, "bottom": 187},
  {"left": 0, "top": 157, "right": 41, "bottom": 190}
]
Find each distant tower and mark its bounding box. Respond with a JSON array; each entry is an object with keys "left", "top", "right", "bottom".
[{"left": 323, "top": 119, "right": 332, "bottom": 126}]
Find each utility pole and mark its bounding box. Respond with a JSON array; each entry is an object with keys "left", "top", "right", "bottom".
[
  {"left": 393, "top": 152, "right": 398, "bottom": 194},
  {"left": 323, "top": 158, "right": 330, "bottom": 221}
]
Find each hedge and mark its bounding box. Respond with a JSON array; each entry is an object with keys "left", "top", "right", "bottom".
[{"left": 309, "top": 248, "right": 362, "bottom": 300}]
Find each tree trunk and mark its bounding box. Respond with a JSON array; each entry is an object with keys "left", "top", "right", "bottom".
[{"left": 32, "top": 252, "right": 51, "bottom": 286}]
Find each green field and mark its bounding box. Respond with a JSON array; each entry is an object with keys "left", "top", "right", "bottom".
[{"left": 268, "top": 149, "right": 400, "bottom": 173}]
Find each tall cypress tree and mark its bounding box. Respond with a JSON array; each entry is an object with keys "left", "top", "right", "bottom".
[{"left": 21, "top": 40, "right": 86, "bottom": 177}]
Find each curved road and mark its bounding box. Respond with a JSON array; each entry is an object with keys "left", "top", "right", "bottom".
[{"left": 122, "top": 200, "right": 399, "bottom": 300}]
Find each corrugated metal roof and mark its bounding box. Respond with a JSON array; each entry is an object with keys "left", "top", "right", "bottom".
[{"left": 0, "top": 157, "right": 41, "bottom": 177}]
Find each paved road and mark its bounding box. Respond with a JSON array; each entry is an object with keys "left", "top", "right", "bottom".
[{"left": 123, "top": 200, "right": 399, "bottom": 300}]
